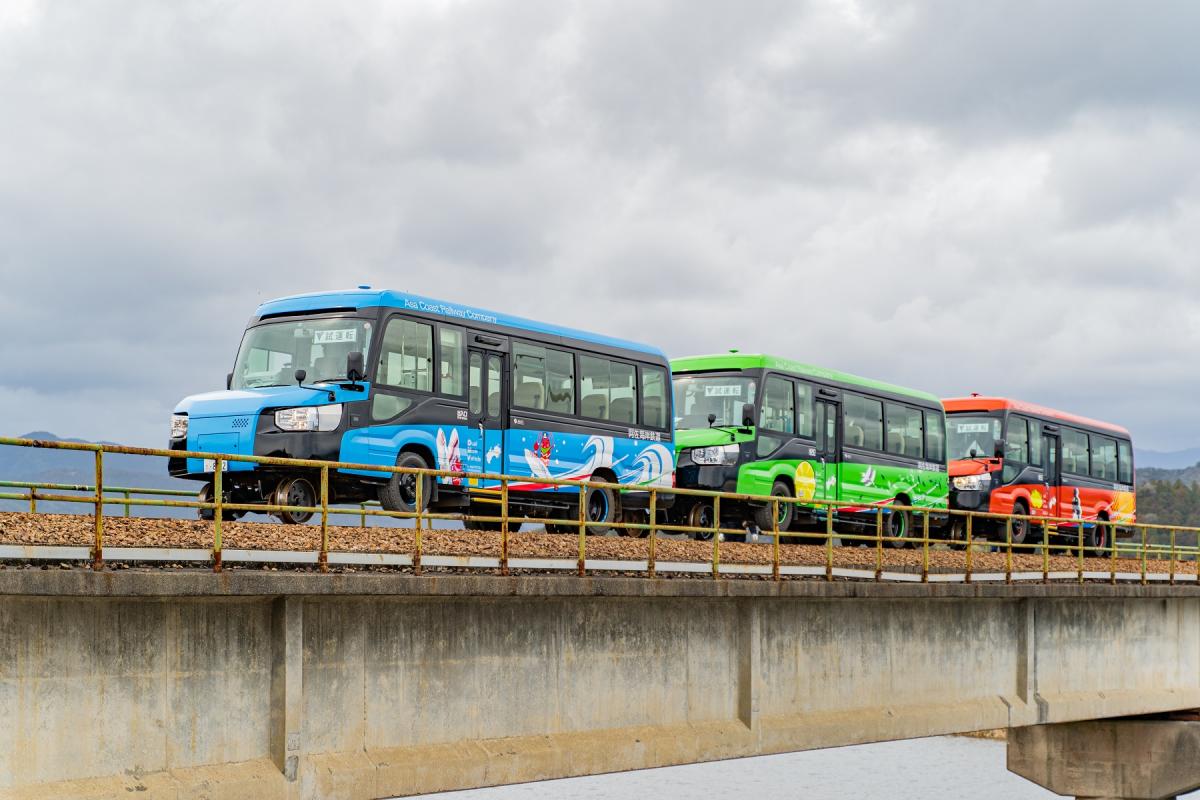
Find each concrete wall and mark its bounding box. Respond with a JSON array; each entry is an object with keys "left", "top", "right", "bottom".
[{"left": 1, "top": 573, "right": 1199, "bottom": 800}]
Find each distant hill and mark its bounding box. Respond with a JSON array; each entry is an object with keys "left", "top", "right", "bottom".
[
  {"left": 1136, "top": 447, "right": 1200, "bottom": 470},
  {"left": 1, "top": 432, "right": 195, "bottom": 516}
]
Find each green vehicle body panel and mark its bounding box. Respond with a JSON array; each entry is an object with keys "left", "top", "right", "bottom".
[{"left": 672, "top": 353, "right": 949, "bottom": 515}]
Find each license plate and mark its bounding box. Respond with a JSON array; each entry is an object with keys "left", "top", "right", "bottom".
[{"left": 203, "top": 459, "right": 223, "bottom": 473}]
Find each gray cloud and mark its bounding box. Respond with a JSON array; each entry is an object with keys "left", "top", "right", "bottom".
[{"left": 1, "top": 0, "right": 1199, "bottom": 452}]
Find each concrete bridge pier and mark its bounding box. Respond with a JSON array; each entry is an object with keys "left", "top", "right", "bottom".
[{"left": 1007, "top": 719, "right": 1200, "bottom": 799}]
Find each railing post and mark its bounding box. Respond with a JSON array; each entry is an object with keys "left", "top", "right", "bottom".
[
  {"left": 1005, "top": 516, "right": 1013, "bottom": 584},
  {"left": 965, "top": 514, "right": 973, "bottom": 584},
  {"left": 825, "top": 501, "right": 834, "bottom": 582},
  {"left": 212, "top": 457, "right": 223, "bottom": 573},
  {"left": 874, "top": 507, "right": 883, "bottom": 581},
  {"left": 92, "top": 450, "right": 104, "bottom": 571},
  {"left": 1077, "top": 519, "right": 1084, "bottom": 584},
  {"left": 771, "top": 499, "right": 780, "bottom": 581},
  {"left": 921, "top": 510, "right": 929, "bottom": 583},
  {"left": 319, "top": 466, "right": 329, "bottom": 573},
  {"left": 648, "top": 489, "right": 657, "bottom": 578},
  {"left": 360, "top": 503, "right": 366, "bottom": 528},
  {"left": 28, "top": 487, "right": 36, "bottom": 513},
  {"left": 1170, "top": 528, "right": 1177, "bottom": 586},
  {"left": 1041, "top": 521, "right": 1049, "bottom": 583},
  {"left": 414, "top": 470, "right": 423, "bottom": 576},
  {"left": 123, "top": 490, "right": 131, "bottom": 518},
  {"left": 1108, "top": 522, "right": 1118, "bottom": 585},
  {"left": 500, "top": 478, "right": 510, "bottom": 577},
  {"left": 577, "top": 484, "right": 586, "bottom": 576},
  {"left": 711, "top": 494, "right": 721, "bottom": 579},
  {"left": 1140, "top": 525, "right": 1148, "bottom": 586}
]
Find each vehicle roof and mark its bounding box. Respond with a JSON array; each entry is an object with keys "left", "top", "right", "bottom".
[
  {"left": 671, "top": 353, "right": 942, "bottom": 406},
  {"left": 253, "top": 289, "right": 665, "bottom": 358},
  {"left": 942, "top": 396, "right": 1131, "bottom": 437}
]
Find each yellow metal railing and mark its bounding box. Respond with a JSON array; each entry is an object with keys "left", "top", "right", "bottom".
[{"left": 0, "top": 435, "right": 1194, "bottom": 584}]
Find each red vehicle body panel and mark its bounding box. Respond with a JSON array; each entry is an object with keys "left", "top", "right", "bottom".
[{"left": 943, "top": 396, "right": 1135, "bottom": 528}]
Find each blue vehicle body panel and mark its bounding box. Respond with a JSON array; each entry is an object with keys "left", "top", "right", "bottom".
[
  {"left": 175, "top": 384, "right": 370, "bottom": 475},
  {"left": 338, "top": 423, "right": 674, "bottom": 493},
  {"left": 173, "top": 289, "right": 674, "bottom": 497}
]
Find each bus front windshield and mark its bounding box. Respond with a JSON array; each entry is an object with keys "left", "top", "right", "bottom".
[
  {"left": 231, "top": 318, "right": 374, "bottom": 390},
  {"left": 672, "top": 374, "right": 758, "bottom": 430},
  {"left": 946, "top": 414, "right": 1003, "bottom": 460}
]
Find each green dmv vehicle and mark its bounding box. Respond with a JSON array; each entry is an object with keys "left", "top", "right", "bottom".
[{"left": 670, "top": 352, "right": 949, "bottom": 545}]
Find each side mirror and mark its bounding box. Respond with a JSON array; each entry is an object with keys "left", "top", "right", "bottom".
[
  {"left": 346, "top": 351, "right": 365, "bottom": 382},
  {"left": 707, "top": 413, "right": 717, "bottom": 427},
  {"left": 226, "top": 372, "right": 233, "bottom": 390},
  {"left": 994, "top": 439, "right": 1006, "bottom": 459},
  {"left": 742, "top": 402, "right": 757, "bottom": 427},
  {"left": 294, "top": 369, "right": 307, "bottom": 385}
]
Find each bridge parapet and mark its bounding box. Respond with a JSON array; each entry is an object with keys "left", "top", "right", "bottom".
[{"left": 1, "top": 573, "right": 1198, "bottom": 799}]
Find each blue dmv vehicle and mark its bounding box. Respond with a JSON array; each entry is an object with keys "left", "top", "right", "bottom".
[{"left": 169, "top": 288, "right": 675, "bottom": 531}]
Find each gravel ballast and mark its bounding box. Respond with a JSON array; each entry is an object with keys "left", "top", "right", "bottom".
[{"left": 1, "top": 511, "right": 1193, "bottom": 577}]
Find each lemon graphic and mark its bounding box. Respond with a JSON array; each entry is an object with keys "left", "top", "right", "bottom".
[
  {"left": 1030, "top": 489, "right": 1043, "bottom": 510},
  {"left": 795, "top": 462, "right": 817, "bottom": 501}
]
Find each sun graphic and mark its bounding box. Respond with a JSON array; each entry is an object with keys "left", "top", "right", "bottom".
[
  {"left": 795, "top": 462, "right": 817, "bottom": 501},
  {"left": 1030, "top": 489, "right": 1044, "bottom": 510}
]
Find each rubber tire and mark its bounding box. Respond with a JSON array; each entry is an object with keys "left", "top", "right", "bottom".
[
  {"left": 753, "top": 481, "right": 795, "bottom": 535},
  {"left": 1006, "top": 500, "right": 1032, "bottom": 547},
  {"left": 583, "top": 483, "right": 619, "bottom": 536},
  {"left": 688, "top": 502, "right": 716, "bottom": 541},
  {"left": 274, "top": 477, "right": 316, "bottom": 525},
  {"left": 1084, "top": 516, "right": 1110, "bottom": 558},
  {"left": 378, "top": 451, "right": 433, "bottom": 516},
  {"left": 886, "top": 503, "right": 912, "bottom": 549}
]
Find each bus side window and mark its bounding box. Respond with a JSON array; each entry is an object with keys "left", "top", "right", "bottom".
[
  {"left": 886, "top": 403, "right": 923, "bottom": 459},
  {"left": 512, "top": 342, "right": 575, "bottom": 414},
  {"left": 1118, "top": 440, "right": 1133, "bottom": 484},
  {"left": 377, "top": 318, "right": 433, "bottom": 392},
  {"left": 1091, "top": 435, "right": 1117, "bottom": 481},
  {"left": 844, "top": 393, "right": 883, "bottom": 451},
  {"left": 795, "top": 382, "right": 814, "bottom": 438},
  {"left": 761, "top": 376, "right": 795, "bottom": 434},
  {"left": 1003, "top": 418, "right": 1028, "bottom": 483},
  {"left": 1027, "top": 418, "right": 1042, "bottom": 467},
  {"left": 640, "top": 366, "right": 668, "bottom": 430},
  {"left": 439, "top": 327, "right": 465, "bottom": 397},
  {"left": 924, "top": 410, "right": 945, "bottom": 463},
  {"left": 1062, "top": 429, "right": 1089, "bottom": 476}
]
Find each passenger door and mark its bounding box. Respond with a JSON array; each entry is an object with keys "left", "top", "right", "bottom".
[
  {"left": 1042, "top": 429, "right": 1061, "bottom": 521},
  {"left": 814, "top": 398, "right": 840, "bottom": 510},
  {"left": 464, "top": 346, "right": 507, "bottom": 489}
]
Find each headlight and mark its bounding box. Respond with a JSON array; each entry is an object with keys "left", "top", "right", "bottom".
[
  {"left": 690, "top": 444, "right": 740, "bottom": 466},
  {"left": 953, "top": 473, "right": 991, "bottom": 491},
  {"left": 170, "top": 414, "right": 188, "bottom": 440},
  {"left": 274, "top": 404, "right": 343, "bottom": 432}
]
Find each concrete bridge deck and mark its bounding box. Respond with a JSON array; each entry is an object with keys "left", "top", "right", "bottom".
[{"left": 2, "top": 571, "right": 1199, "bottom": 799}]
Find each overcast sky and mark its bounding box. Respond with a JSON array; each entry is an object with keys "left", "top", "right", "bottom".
[{"left": 1, "top": 0, "right": 1198, "bottom": 450}]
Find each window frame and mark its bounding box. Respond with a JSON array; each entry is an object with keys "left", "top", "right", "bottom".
[
  {"left": 1117, "top": 439, "right": 1134, "bottom": 485},
  {"left": 1090, "top": 433, "right": 1118, "bottom": 482},
  {"left": 638, "top": 364, "right": 670, "bottom": 432},
  {"left": 844, "top": 392, "right": 885, "bottom": 453},
  {"left": 510, "top": 338, "right": 577, "bottom": 417},
  {"left": 376, "top": 314, "right": 436, "bottom": 394},
  {"left": 578, "top": 351, "right": 640, "bottom": 424},
  {"left": 884, "top": 402, "right": 925, "bottom": 460},
  {"left": 436, "top": 323, "right": 466, "bottom": 398},
  {"left": 924, "top": 409, "right": 945, "bottom": 464},
  {"left": 1061, "top": 427, "right": 1091, "bottom": 478},
  {"left": 794, "top": 380, "right": 815, "bottom": 439},
  {"left": 761, "top": 373, "right": 796, "bottom": 436}
]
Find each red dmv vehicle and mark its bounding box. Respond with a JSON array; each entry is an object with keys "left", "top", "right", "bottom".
[{"left": 943, "top": 395, "right": 1135, "bottom": 553}]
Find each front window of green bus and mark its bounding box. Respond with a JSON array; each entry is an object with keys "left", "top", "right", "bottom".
[
  {"left": 231, "top": 318, "right": 374, "bottom": 390},
  {"left": 672, "top": 374, "right": 757, "bottom": 430}
]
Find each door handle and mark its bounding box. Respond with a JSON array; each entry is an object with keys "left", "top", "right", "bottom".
[{"left": 478, "top": 422, "right": 485, "bottom": 438}]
